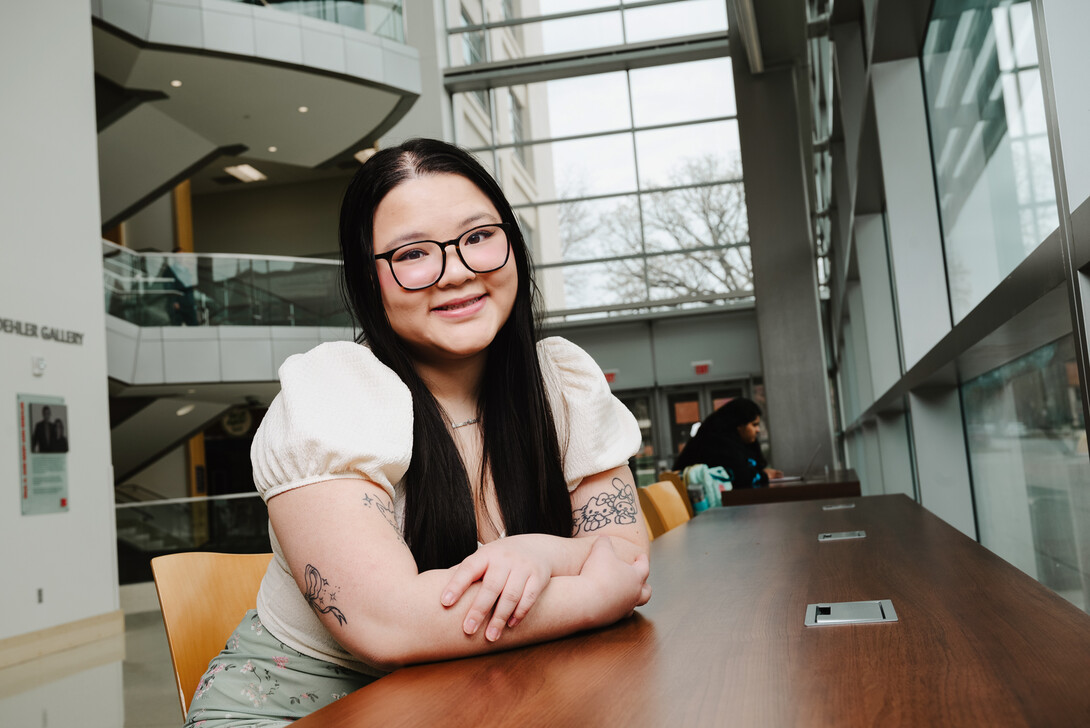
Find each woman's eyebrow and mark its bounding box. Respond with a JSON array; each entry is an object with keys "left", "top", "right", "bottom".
[{"left": 380, "top": 213, "right": 499, "bottom": 250}]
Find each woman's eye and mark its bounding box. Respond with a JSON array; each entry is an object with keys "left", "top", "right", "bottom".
[
  {"left": 464, "top": 227, "right": 495, "bottom": 246},
  {"left": 393, "top": 246, "right": 430, "bottom": 262}
]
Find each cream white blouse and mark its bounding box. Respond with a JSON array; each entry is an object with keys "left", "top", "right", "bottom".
[{"left": 251, "top": 336, "right": 641, "bottom": 675}]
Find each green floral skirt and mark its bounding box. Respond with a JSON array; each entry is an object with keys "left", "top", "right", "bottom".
[{"left": 183, "top": 610, "right": 378, "bottom": 727}]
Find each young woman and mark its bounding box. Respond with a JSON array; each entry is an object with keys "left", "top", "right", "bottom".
[
  {"left": 673, "top": 397, "right": 783, "bottom": 488},
  {"left": 183, "top": 139, "right": 652, "bottom": 726}
]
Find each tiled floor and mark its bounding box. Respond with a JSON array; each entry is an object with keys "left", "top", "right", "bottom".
[
  {"left": 122, "top": 611, "right": 182, "bottom": 728},
  {"left": 0, "top": 609, "right": 181, "bottom": 728}
]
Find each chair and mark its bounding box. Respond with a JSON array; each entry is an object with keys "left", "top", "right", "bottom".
[
  {"left": 640, "top": 507, "right": 656, "bottom": 542},
  {"left": 658, "top": 470, "right": 694, "bottom": 518},
  {"left": 641, "top": 481, "right": 692, "bottom": 534},
  {"left": 151, "top": 552, "right": 273, "bottom": 719},
  {"left": 637, "top": 486, "right": 668, "bottom": 540}
]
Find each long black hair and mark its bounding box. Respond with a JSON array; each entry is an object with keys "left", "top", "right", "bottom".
[
  {"left": 339, "top": 138, "right": 572, "bottom": 571},
  {"left": 674, "top": 397, "right": 763, "bottom": 471}
]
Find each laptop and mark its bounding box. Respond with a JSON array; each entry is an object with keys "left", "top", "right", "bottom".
[{"left": 769, "top": 442, "right": 823, "bottom": 483}]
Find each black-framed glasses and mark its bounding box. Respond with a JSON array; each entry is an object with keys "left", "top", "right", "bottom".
[{"left": 374, "top": 223, "right": 513, "bottom": 291}]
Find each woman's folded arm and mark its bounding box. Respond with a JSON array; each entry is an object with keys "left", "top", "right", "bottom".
[{"left": 268, "top": 478, "right": 648, "bottom": 671}]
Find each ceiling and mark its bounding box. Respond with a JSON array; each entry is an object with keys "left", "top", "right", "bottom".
[{"left": 93, "top": 20, "right": 408, "bottom": 195}]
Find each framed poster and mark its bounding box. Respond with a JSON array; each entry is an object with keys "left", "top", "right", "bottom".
[{"left": 17, "top": 394, "right": 69, "bottom": 515}]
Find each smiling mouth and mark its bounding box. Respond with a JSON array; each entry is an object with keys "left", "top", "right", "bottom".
[{"left": 434, "top": 295, "right": 485, "bottom": 312}]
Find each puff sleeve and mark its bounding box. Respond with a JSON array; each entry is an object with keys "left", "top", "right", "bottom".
[
  {"left": 251, "top": 341, "right": 413, "bottom": 503},
  {"left": 538, "top": 337, "right": 642, "bottom": 491}
]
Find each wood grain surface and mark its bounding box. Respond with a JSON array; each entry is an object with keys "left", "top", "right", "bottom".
[{"left": 294, "top": 495, "right": 1090, "bottom": 727}]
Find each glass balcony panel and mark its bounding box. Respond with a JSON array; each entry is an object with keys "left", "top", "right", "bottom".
[
  {"left": 116, "top": 495, "right": 271, "bottom": 584},
  {"left": 102, "top": 243, "right": 351, "bottom": 328},
  {"left": 922, "top": 0, "right": 1057, "bottom": 322},
  {"left": 630, "top": 57, "right": 736, "bottom": 127},
  {"left": 623, "top": 0, "right": 728, "bottom": 44},
  {"left": 225, "top": 1, "right": 404, "bottom": 41},
  {"left": 962, "top": 334, "right": 1090, "bottom": 613}
]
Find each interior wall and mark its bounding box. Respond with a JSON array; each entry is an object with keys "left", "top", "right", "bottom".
[
  {"left": 0, "top": 0, "right": 118, "bottom": 640},
  {"left": 124, "top": 191, "right": 174, "bottom": 252},
  {"left": 191, "top": 175, "right": 351, "bottom": 257},
  {"left": 555, "top": 310, "right": 763, "bottom": 392},
  {"left": 118, "top": 444, "right": 188, "bottom": 499}
]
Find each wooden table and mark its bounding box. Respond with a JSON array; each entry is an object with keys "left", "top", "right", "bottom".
[
  {"left": 295, "top": 495, "right": 1090, "bottom": 726},
  {"left": 719, "top": 468, "right": 861, "bottom": 507}
]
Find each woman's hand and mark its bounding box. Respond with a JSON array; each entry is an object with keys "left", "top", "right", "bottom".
[
  {"left": 441, "top": 534, "right": 567, "bottom": 642},
  {"left": 580, "top": 536, "right": 651, "bottom": 624},
  {"left": 765, "top": 467, "right": 784, "bottom": 480}
]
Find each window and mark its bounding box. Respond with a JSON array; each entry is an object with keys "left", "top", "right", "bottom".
[
  {"left": 508, "top": 90, "right": 530, "bottom": 172},
  {"left": 461, "top": 7, "right": 491, "bottom": 114}
]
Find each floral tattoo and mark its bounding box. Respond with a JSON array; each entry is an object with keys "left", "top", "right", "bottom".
[
  {"left": 572, "top": 478, "right": 638, "bottom": 534},
  {"left": 361, "top": 492, "right": 406, "bottom": 544}
]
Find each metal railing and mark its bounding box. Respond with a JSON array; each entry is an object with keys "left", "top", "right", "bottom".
[
  {"left": 102, "top": 241, "right": 352, "bottom": 328},
  {"left": 115, "top": 491, "right": 270, "bottom": 583}
]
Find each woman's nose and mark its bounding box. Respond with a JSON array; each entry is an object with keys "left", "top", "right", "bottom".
[{"left": 436, "top": 245, "right": 475, "bottom": 287}]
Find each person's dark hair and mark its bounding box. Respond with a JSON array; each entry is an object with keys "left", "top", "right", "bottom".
[
  {"left": 673, "top": 397, "right": 762, "bottom": 471},
  {"left": 339, "top": 138, "right": 571, "bottom": 571}
]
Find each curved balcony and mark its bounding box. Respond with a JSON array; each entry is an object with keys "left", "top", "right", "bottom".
[
  {"left": 103, "top": 241, "right": 350, "bottom": 329},
  {"left": 226, "top": 0, "right": 404, "bottom": 42},
  {"left": 93, "top": 0, "right": 420, "bottom": 229}
]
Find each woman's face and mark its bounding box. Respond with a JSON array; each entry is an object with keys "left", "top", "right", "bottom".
[
  {"left": 372, "top": 173, "right": 518, "bottom": 366},
  {"left": 737, "top": 416, "right": 760, "bottom": 444}
]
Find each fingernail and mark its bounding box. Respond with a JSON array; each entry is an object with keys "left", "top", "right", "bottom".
[
  {"left": 486, "top": 626, "right": 500, "bottom": 641},
  {"left": 441, "top": 591, "right": 453, "bottom": 606},
  {"left": 465, "top": 618, "right": 477, "bottom": 635},
  {"left": 507, "top": 617, "right": 519, "bottom": 628}
]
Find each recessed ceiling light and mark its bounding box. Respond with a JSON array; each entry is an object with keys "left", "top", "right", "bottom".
[
  {"left": 298, "top": 106, "right": 309, "bottom": 113},
  {"left": 223, "top": 164, "right": 268, "bottom": 183},
  {"left": 176, "top": 404, "right": 196, "bottom": 417},
  {"left": 267, "top": 146, "right": 278, "bottom": 153},
  {"left": 170, "top": 80, "right": 182, "bottom": 87}
]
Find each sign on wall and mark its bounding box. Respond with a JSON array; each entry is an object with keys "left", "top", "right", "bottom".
[{"left": 17, "top": 394, "right": 69, "bottom": 515}]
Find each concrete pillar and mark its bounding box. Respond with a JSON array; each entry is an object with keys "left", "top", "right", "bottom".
[{"left": 731, "top": 57, "right": 836, "bottom": 474}]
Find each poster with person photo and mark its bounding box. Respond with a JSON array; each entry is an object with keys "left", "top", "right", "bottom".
[{"left": 17, "top": 394, "right": 69, "bottom": 515}]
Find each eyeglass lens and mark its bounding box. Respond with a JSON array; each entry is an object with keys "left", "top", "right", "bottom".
[{"left": 390, "top": 225, "right": 509, "bottom": 290}]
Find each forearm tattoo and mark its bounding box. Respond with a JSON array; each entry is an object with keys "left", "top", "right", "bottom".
[
  {"left": 303, "top": 564, "right": 347, "bottom": 626},
  {"left": 361, "top": 492, "right": 406, "bottom": 544},
  {"left": 572, "top": 478, "right": 638, "bottom": 534}
]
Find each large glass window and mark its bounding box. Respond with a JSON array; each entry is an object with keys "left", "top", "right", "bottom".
[
  {"left": 450, "top": 48, "right": 745, "bottom": 319},
  {"left": 922, "top": 0, "right": 1058, "bottom": 322},
  {"left": 447, "top": 0, "right": 727, "bottom": 67},
  {"left": 962, "top": 335, "right": 1090, "bottom": 612}
]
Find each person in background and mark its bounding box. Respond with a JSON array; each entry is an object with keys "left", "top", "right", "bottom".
[{"left": 673, "top": 397, "right": 783, "bottom": 488}]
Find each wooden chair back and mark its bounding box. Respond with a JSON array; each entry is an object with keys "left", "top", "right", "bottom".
[
  {"left": 642, "top": 481, "right": 692, "bottom": 533},
  {"left": 637, "top": 486, "right": 667, "bottom": 540},
  {"left": 151, "top": 551, "right": 273, "bottom": 719},
  {"left": 640, "top": 507, "right": 656, "bottom": 542},
  {"left": 658, "top": 470, "right": 694, "bottom": 518}
]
